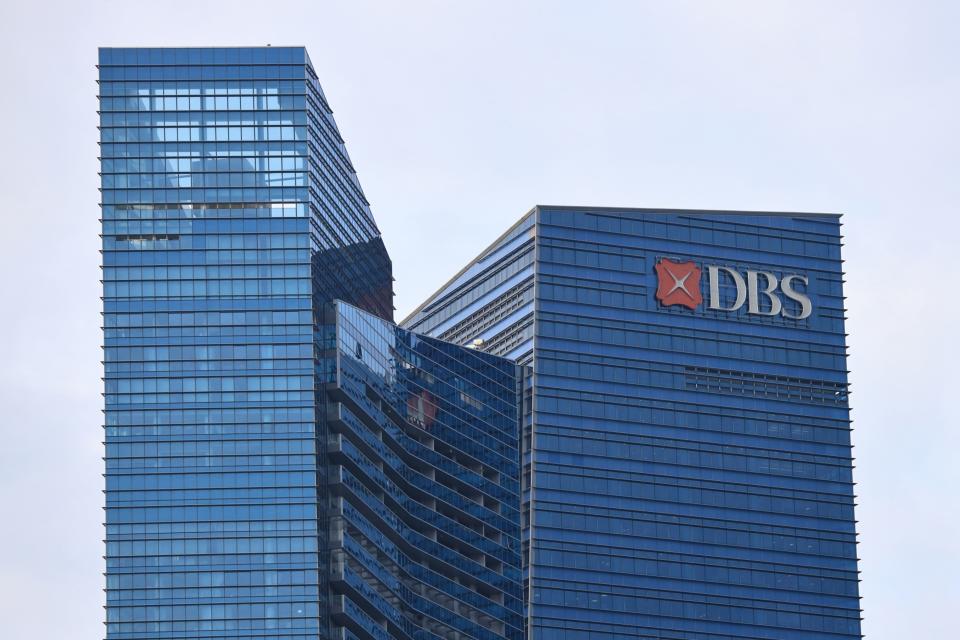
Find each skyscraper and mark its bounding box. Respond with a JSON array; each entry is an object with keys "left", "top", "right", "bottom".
[
  {"left": 99, "top": 46, "right": 522, "bottom": 640},
  {"left": 322, "top": 301, "right": 524, "bottom": 640},
  {"left": 404, "top": 206, "right": 862, "bottom": 640}
]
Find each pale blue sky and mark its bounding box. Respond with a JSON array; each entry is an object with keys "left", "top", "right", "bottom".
[{"left": 0, "top": 1, "right": 956, "bottom": 638}]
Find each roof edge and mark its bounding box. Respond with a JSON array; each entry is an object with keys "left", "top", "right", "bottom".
[{"left": 535, "top": 204, "right": 842, "bottom": 218}]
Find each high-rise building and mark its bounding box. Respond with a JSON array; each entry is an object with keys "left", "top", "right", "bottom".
[
  {"left": 404, "top": 206, "right": 862, "bottom": 640},
  {"left": 322, "top": 301, "right": 524, "bottom": 640},
  {"left": 99, "top": 46, "right": 522, "bottom": 640}
]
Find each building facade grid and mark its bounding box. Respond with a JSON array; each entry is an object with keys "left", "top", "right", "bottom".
[{"left": 404, "top": 206, "right": 861, "bottom": 640}]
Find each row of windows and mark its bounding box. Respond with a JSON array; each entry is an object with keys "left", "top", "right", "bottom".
[
  {"left": 539, "top": 354, "right": 847, "bottom": 398},
  {"left": 99, "top": 79, "right": 304, "bottom": 98},
  {"left": 107, "top": 488, "right": 317, "bottom": 509},
  {"left": 103, "top": 171, "right": 306, "bottom": 189},
  {"left": 103, "top": 156, "right": 308, "bottom": 173},
  {"left": 106, "top": 424, "right": 314, "bottom": 442},
  {"left": 535, "top": 571, "right": 858, "bottom": 616},
  {"left": 106, "top": 519, "right": 317, "bottom": 538},
  {"left": 543, "top": 450, "right": 851, "bottom": 499},
  {"left": 107, "top": 503, "right": 316, "bottom": 523},
  {"left": 105, "top": 331, "right": 310, "bottom": 347},
  {"left": 107, "top": 536, "right": 318, "bottom": 557},
  {"left": 105, "top": 232, "right": 310, "bottom": 250},
  {"left": 539, "top": 361, "right": 847, "bottom": 410},
  {"left": 538, "top": 419, "right": 849, "bottom": 462},
  {"left": 105, "top": 309, "right": 310, "bottom": 327},
  {"left": 101, "top": 94, "right": 307, "bottom": 113},
  {"left": 108, "top": 470, "right": 315, "bottom": 489},
  {"left": 107, "top": 568, "right": 317, "bottom": 590},
  {"left": 99, "top": 48, "right": 306, "bottom": 65},
  {"left": 102, "top": 125, "right": 307, "bottom": 143},
  {"left": 536, "top": 477, "right": 854, "bottom": 522},
  {"left": 537, "top": 460, "right": 854, "bottom": 512},
  {"left": 687, "top": 371, "right": 848, "bottom": 405},
  {"left": 108, "top": 585, "right": 319, "bottom": 605},
  {"left": 102, "top": 186, "right": 307, "bottom": 205},
  {"left": 535, "top": 394, "right": 850, "bottom": 444},
  {"left": 106, "top": 343, "right": 311, "bottom": 360},
  {"left": 106, "top": 622, "right": 319, "bottom": 635},
  {"left": 102, "top": 111, "right": 305, "bottom": 128},
  {"left": 102, "top": 370, "right": 311, "bottom": 393},
  {"left": 107, "top": 438, "right": 315, "bottom": 456},
  {"left": 104, "top": 264, "right": 310, "bottom": 281},
  {"left": 107, "top": 429, "right": 316, "bottom": 444},
  {"left": 107, "top": 601, "right": 319, "bottom": 623},
  {"left": 107, "top": 548, "right": 317, "bottom": 567},
  {"left": 99, "top": 64, "right": 306, "bottom": 82},
  {"left": 529, "top": 624, "right": 849, "bottom": 640},
  {"left": 538, "top": 319, "right": 846, "bottom": 370},
  {"left": 106, "top": 391, "right": 314, "bottom": 406},
  {"left": 533, "top": 585, "right": 859, "bottom": 634},
  {"left": 533, "top": 548, "right": 854, "bottom": 602},
  {"left": 104, "top": 248, "right": 310, "bottom": 266},
  {"left": 101, "top": 140, "right": 305, "bottom": 158},
  {"left": 535, "top": 515, "right": 855, "bottom": 560},
  {"left": 536, "top": 438, "right": 852, "bottom": 483},
  {"left": 106, "top": 406, "right": 313, "bottom": 425},
  {"left": 537, "top": 429, "right": 851, "bottom": 472},
  {"left": 107, "top": 453, "right": 315, "bottom": 470},
  {"left": 540, "top": 210, "right": 843, "bottom": 260},
  {"left": 103, "top": 207, "right": 307, "bottom": 223},
  {"left": 104, "top": 279, "right": 311, "bottom": 298}
]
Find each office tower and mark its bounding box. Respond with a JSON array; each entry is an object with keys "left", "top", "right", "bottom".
[
  {"left": 404, "top": 206, "right": 862, "bottom": 640},
  {"left": 99, "top": 46, "right": 522, "bottom": 640},
  {"left": 322, "top": 301, "right": 524, "bottom": 640}
]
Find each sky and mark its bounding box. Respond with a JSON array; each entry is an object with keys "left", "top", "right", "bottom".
[{"left": 0, "top": 1, "right": 956, "bottom": 638}]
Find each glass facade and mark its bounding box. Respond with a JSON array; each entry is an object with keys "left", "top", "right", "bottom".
[
  {"left": 99, "top": 47, "right": 393, "bottom": 639},
  {"left": 322, "top": 301, "right": 524, "bottom": 640},
  {"left": 404, "top": 206, "right": 861, "bottom": 640}
]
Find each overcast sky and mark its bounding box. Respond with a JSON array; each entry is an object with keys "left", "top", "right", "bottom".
[{"left": 0, "top": 1, "right": 956, "bottom": 638}]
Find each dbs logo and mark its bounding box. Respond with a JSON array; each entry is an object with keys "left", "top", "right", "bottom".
[{"left": 654, "top": 257, "right": 813, "bottom": 320}]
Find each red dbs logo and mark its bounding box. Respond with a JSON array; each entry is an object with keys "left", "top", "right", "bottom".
[{"left": 655, "top": 258, "right": 703, "bottom": 310}]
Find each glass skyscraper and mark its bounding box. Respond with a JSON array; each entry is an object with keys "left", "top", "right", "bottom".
[
  {"left": 404, "top": 206, "right": 861, "bottom": 640},
  {"left": 99, "top": 46, "right": 522, "bottom": 640},
  {"left": 322, "top": 301, "right": 524, "bottom": 640}
]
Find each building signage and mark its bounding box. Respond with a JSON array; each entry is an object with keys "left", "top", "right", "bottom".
[{"left": 655, "top": 257, "right": 812, "bottom": 319}]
